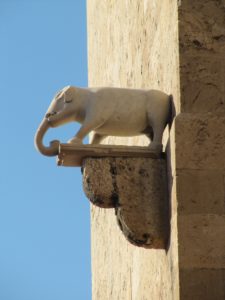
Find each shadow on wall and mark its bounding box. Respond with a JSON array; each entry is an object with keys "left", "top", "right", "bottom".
[{"left": 165, "top": 95, "right": 176, "bottom": 252}]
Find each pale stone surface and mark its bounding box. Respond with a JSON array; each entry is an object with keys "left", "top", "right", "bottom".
[
  {"left": 91, "top": 208, "right": 177, "bottom": 300},
  {"left": 87, "top": 0, "right": 180, "bottom": 299},
  {"left": 83, "top": 157, "right": 169, "bottom": 248},
  {"left": 88, "top": 0, "right": 180, "bottom": 111}
]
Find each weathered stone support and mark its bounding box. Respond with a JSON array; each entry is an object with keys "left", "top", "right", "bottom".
[{"left": 83, "top": 157, "right": 169, "bottom": 249}]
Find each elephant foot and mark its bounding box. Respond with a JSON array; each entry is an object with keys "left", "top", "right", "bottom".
[{"left": 68, "top": 136, "right": 83, "bottom": 145}]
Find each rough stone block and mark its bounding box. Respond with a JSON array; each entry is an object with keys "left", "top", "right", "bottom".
[
  {"left": 179, "top": 54, "right": 225, "bottom": 113},
  {"left": 82, "top": 157, "right": 116, "bottom": 208},
  {"left": 178, "top": 214, "right": 225, "bottom": 269},
  {"left": 177, "top": 169, "right": 225, "bottom": 214},
  {"left": 180, "top": 268, "right": 225, "bottom": 300},
  {"left": 176, "top": 113, "right": 225, "bottom": 170},
  {"left": 83, "top": 157, "right": 169, "bottom": 249},
  {"left": 179, "top": 1, "right": 225, "bottom": 56},
  {"left": 179, "top": 0, "right": 225, "bottom": 113}
]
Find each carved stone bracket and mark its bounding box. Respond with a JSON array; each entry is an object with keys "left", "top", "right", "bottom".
[{"left": 58, "top": 144, "right": 169, "bottom": 249}]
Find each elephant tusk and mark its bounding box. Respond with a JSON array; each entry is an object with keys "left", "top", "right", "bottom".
[{"left": 34, "top": 118, "right": 60, "bottom": 156}]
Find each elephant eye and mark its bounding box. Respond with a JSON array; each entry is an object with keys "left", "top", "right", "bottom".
[{"left": 64, "top": 98, "right": 72, "bottom": 104}]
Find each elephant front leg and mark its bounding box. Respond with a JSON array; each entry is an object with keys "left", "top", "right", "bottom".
[
  {"left": 68, "top": 136, "right": 83, "bottom": 144},
  {"left": 68, "top": 121, "right": 103, "bottom": 145}
]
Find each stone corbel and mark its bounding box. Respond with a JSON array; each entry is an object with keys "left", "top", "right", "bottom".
[{"left": 58, "top": 144, "right": 169, "bottom": 249}]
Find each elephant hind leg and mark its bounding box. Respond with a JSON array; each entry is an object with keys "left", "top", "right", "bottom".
[
  {"left": 148, "top": 125, "right": 164, "bottom": 152},
  {"left": 146, "top": 116, "right": 165, "bottom": 152},
  {"left": 142, "top": 125, "right": 154, "bottom": 142},
  {"left": 90, "top": 133, "right": 106, "bottom": 144}
]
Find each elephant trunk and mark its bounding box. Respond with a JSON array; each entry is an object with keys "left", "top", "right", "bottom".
[{"left": 34, "top": 118, "right": 60, "bottom": 156}]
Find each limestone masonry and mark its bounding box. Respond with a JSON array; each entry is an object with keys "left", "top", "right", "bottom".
[{"left": 87, "top": 0, "right": 225, "bottom": 299}]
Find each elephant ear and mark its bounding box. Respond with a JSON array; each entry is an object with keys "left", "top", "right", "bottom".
[{"left": 63, "top": 85, "right": 75, "bottom": 103}]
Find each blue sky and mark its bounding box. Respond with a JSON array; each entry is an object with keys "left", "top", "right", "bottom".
[{"left": 0, "top": 1, "right": 91, "bottom": 299}]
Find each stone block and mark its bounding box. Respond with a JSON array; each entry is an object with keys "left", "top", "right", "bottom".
[
  {"left": 177, "top": 169, "right": 225, "bottom": 214},
  {"left": 178, "top": 214, "right": 225, "bottom": 269},
  {"left": 83, "top": 157, "right": 169, "bottom": 249},
  {"left": 179, "top": 54, "right": 225, "bottom": 113},
  {"left": 179, "top": 0, "right": 225, "bottom": 113},
  {"left": 180, "top": 268, "right": 225, "bottom": 300},
  {"left": 176, "top": 113, "right": 225, "bottom": 170},
  {"left": 179, "top": 1, "right": 225, "bottom": 55}
]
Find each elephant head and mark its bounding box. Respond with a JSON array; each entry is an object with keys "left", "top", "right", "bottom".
[{"left": 34, "top": 86, "right": 76, "bottom": 156}]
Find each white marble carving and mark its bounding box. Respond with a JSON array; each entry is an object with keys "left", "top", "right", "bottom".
[{"left": 35, "top": 86, "right": 172, "bottom": 156}]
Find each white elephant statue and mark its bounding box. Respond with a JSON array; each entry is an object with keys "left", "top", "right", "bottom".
[{"left": 35, "top": 86, "right": 172, "bottom": 156}]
